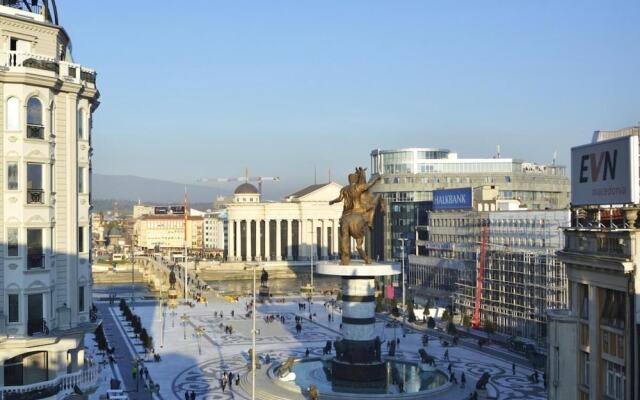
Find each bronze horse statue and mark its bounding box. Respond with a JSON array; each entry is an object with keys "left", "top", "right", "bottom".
[{"left": 330, "top": 167, "right": 385, "bottom": 265}]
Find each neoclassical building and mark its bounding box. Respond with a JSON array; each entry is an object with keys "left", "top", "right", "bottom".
[
  {"left": 226, "top": 182, "right": 343, "bottom": 262},
  {"left": 0, "top": 1, "right": 100, "bottom": 395}
]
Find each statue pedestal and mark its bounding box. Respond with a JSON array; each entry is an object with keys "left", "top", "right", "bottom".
[
  {"left": 316, "top": 261, "right": 400, "bottom": 390},
  {"left": 259, "top": 284, "right": 270, "bottom": 298}
]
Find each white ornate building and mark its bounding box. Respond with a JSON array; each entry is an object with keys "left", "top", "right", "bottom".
[
  {"left": 0, "top": 1, "right": 100, "bottom": 395},
  {"left": 226, "top": 182, "right": 343, "bottom": 262}
]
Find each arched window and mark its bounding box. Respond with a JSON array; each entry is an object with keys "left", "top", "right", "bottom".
[
  {"left": 6, "top": 97, "right": 19, "bottom": 130},
  {"left": 77, "top": 109, "right": 85, "bottom": 139},
  {"left": 26, "top": 97, "right": 44, "bottom": 139}
]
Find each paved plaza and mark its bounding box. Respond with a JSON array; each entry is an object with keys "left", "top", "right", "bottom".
[{"left": 94, "top": 292, "right": 547, "bottom": 400}]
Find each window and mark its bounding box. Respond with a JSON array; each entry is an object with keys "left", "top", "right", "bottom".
[
  {"left": 580, "top": 351, "right": 590, "bottom": 387},
  {"left": 8, "top": 294, "right": 19, "bottom": 322},
  {"left": 27, "top": 229, "right": 43, "bottom": 269},
  {"left": 7, "top": 162, "right": 18, "bottom": 190},
  {"left": 77, "top": 109, "right": 85, "bottom": 139},
  {"left": 604, "top": 360, "right": 625, "bottom": 400},
  {"left": 6, "top": 97, "right": 19, "bottom": 130},
  {"left": 27, "top": 163, "right": 44, "bottom": 204},
  {"left": 78, "top": 167, "right": 86, "bottom": 193},
  {"left": 78, "top": 227, "right": 85, "bottom": 252},
  {"left": 8, "top": 228, "right": 18, "bottom": 257},
  {"left": 78, "top": 286, "right": 85, "bottom": 312},
  {"left": 26, "top": 97, "right": 44, "bottom": 139}
]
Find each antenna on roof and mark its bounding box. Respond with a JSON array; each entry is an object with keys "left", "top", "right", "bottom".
[
  {"left": 314, "top": 165, "right": 317, "bottom": 185},
  {"left": 496, "top": 144, "right": 501, "bottom": 159},
  {"left": 552, "top": 150, "right": 557, "bottom": 165}
]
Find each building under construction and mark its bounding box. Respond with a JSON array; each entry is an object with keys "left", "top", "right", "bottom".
[{"left": 408, "top": 187, "right": 570, "bottom": 343}]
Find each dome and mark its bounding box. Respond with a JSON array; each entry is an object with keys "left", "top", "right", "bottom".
[{"left": 234, "top": 183, "right": 259, "bottom": 194}]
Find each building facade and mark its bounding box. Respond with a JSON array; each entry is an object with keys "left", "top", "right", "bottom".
[
  {"left": 134, "top": 214, "right": 203, "bottom": 257},
  {"left": 226, "top": 182, "right": 343, "bottom": 262},
  {"left": 203, "top": 209, "right": 226, "bottom": 258},
  {"left": 408, "top": 189, "right": 569, "bottom": 342},
  {"left": 369, "top": 147, "right": 570, "bottom": 260},
  {"left": 548, "top": 127, "right": 640, "bottom": 400},
  {"left": 0, "top": 1, "right": 100, "bottom": 393}
]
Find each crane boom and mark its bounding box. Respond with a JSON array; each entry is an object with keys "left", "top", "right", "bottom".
[
  {"left": 197, "top": 171, "right": 280, "bottom": 194},
  {"left": 471, "top": 223, "right": 489, "bottom": 329}
]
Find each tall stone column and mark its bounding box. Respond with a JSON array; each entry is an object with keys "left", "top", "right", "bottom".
[
  {"left": 227, "top": 219, "right": 235, "bottom": 261},
  {"left": 287, "top": 220, "right": 293, "bottom": 261},
  {"left": 299, "top": 219, "right": 306, "bottom": 260},
  {"left": 275, "top": 220, "right": 282, "bottom": 261},
  {"left": 235, "top": 220, "right": 242, "bottom": 261},
  {"left": 321, "top": 219, "right": 328, "bottom": 260},
  {"left": 255, "top": 219, "right": 262, "bottom": 260},
  {"left": 264, "top": 219, "right": 271, "bottom": 261},
  {"left": 333, "top": 219, "right": 340, "bottom": 259},
  {"left": 245, "top": 220, "right": 252, "bottom": 261}
]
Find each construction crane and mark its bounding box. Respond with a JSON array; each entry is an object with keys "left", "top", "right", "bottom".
[
  {"left": 471, "top": 223, "right": 490, "bottom": 329},
  {"left": 198, "top": 169, "right": 280, "bottom": 194}
]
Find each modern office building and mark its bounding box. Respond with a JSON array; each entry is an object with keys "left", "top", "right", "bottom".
[
  {"left": 369, "top": 147, "right": 570, "bottom": 260},
  {"left": 0, "top": 1, "right": 101, "bottom": 394},
  {"left": 225, "top": 182, "right": 343, "bottom": 262},
  {"left": 203, "top": 208, "right": 226, "bottom": 259},
  {"left": 547, "top": 128, "right": 640, "bottom": 400},
  {"left": 408, "top": 187, "right": 569, "bottom": 342},
  {"left": 134, "top": 213, "right": 204, "bottom": 257}
]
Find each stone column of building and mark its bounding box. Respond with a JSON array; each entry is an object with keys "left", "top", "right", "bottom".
[
  {"left": 255, "top": 218, "right": 261, "bottom": 260},
  {"left": 321, "top": 219, "right": 329, "bottom": 260},
  {"left": 333, "top": 219, "right": 340, "bottom": 259},
  {"left": 228, "top": 219, "right": 235, "bottom": 261},
  {"left": 236, "top": 220, "right": 242, "bottom": 261},
  {"left": 588, "top": 285, "right": 600, "bottom": 399},
  {"left": 264, "top": 219, "right": 271, "bottom": 261},
  {"left": 299, "top": 219, "right": 306, "bottom": 260},
  {"left": 245, "top": 219, "right": 252, "bottom": 261},
  {"left": 275, "top": 219, "right": 282, "bottom": 261},
  {"left": 287, "top": 219, "right": 293, "bottom": 261}
]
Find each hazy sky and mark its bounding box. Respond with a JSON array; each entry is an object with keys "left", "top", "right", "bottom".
[{"left": 59, "top": 0, "right": 639, "bottom": 196}]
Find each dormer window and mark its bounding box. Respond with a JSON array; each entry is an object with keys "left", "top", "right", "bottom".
[{"left": 26, "top": 97, "right": 44, "bottom": 139}]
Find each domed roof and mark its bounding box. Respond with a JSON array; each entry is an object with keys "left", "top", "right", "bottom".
[{"left": 234, "top": 183, "right": 259, "bottom": 194}]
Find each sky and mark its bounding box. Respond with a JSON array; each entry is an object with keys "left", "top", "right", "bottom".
[{"left": 58, "top": 0, "right": 640, "bottom": 197}]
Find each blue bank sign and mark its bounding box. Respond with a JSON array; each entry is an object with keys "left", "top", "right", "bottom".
[{"left": 433, "top": 187, "right": 473, "bottom": 210}]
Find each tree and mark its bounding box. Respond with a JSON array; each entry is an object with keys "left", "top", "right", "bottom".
[
  {"left": 483, "top": 319, "right": 495, "bottom": 335},
  {"left": 375, "top": 294, "right": 383, "bottom": 313},
  {"left": 463, "top": 315, "right": 471, "bottom": 329},
  {"left": 407, "top": 302, "right": 416, "bottom": 323},
  {"left": 441, "top": 310, "right": 450, "bottom": 322},
  {"left": 427, "top": 317, "right": 436, "bottom": 329},
  {"left": 447, "top": 321, "right": 457, "bottom": 335}
]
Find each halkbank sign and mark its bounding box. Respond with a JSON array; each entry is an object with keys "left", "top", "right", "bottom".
[
  {"left": 433, "top": 187, "right": 473, "bottom": 210},
  {"left": 571, "top": 135, "right": 640, "bottom": 206}
]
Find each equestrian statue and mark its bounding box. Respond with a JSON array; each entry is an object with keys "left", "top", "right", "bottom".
[{"left": 329, "top": 167, "right": 385, "bottom": 265}]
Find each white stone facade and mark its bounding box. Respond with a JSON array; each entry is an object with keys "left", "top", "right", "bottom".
[
  {"left": 0, "top": 2, "right": 100, "bottom": 391},
  {"left": 226, "top": 182, "right": 343, "bottom": 262}
]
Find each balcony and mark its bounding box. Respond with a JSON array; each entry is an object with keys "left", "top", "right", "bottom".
[
  {"left": 26, "top": 124, "right": 44, "bottom": 139},
  {"left": 0, "top": 51, "right": 97, "bottom": 86},
  {"left": 27, "top": 318, "right": 49, "bottom": 337},
  {"left": 26, "top": 188, "right": 44, "bottom": 204},
  {"left": 27, "top": 253, "right": 44, "bottom": 270},
  {"left": 0, "top": 363, "right": 99, "bottom": 400}
]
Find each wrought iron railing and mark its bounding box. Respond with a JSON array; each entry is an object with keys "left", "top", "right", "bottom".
[
  {"left": 26, "top": 124, "right": 44, "bottom": 139},
  {"left": 27, "top": 188, "right": 45, "bottom": 204}
]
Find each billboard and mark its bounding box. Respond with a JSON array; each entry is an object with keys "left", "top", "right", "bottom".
[
  {"left": 153, "top": 206, "right": 168, "bottom": 215},
  {"left": 571, "top": 135, "right": 640, "bottom": 206},
  {"left": 433, "top": 187, "right": 473, "bottom": 210}
]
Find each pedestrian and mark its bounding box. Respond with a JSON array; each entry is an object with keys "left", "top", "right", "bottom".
[
  {"left": 534, "top": 370, "right": 539, "bottom": 383},
  {"left": 444, "top": 349, "right": 449, "bottom": 361},
  {"left": 305, "top": 348, "right": 310, "bottom": 357},
  {"left": 184, "top": 390, "right": 189, "bottom": 400},
  {"left": 448, "top": 363, "right": 452, "bottom": 373},
  {"left": 461, "top": 372, "right": 466, "bottom": 388},
  {"left": 512, "top": 362, "right": 516, "bottom": 375},
  {"left": 190, "top": 390, "right": 196, "bottom": 400},
  {"left": 132, "top": 365, "right": 137, "bottom": 380}
]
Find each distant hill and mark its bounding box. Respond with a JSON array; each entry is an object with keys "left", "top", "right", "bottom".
[{"left": 93, "top": 173, "right": 227, "bottom": 204}]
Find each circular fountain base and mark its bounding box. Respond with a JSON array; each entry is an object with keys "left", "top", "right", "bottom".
[{"left": 331, "top": 360, "right": 386, "bottom": 390}]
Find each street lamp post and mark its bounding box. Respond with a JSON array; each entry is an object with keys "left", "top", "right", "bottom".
[
  {"left": 399, "top": 237, "right": 408, "bottom": 336},
  {"left": 195, "top": 326, "right": 205, "bottom": 355},
  {"left": 181, "top": 313, "right": 190, "bottom": 340},
  {"left": 249, "top": 261, "right": 260, "bottom": 400},
  {"left": 131, "top": 235, "right": 136, "bottom": 310}
]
